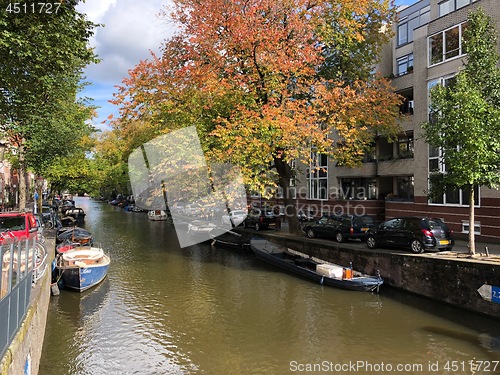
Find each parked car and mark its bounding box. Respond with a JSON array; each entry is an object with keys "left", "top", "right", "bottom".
[
  {"left": 303, "top": 214, "right": 376, "bottom": 242},
  {"left": 365, "top": 217, "right": 454, "bottom": 253},
  {"left": 0, "top": 212, "right": 38, "bottom": 243},
  {"left": 243, "top": 207, "right": 277, "bottom": 231},
  {"left": 40, "top": 204, "right": 53, "bottom": 224},
  {"left": 297, "top": 210, "right": 315, "bottom": 222},
  {"left": 221, "top": 209, "right": 247, "bottom": 226}
]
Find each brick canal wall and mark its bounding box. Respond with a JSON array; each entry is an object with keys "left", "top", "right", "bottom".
[
  {"left": 252, "top": 233, "right": 500, "bottom": 320},
  {"left": 0, "top": 237, "right": 54, "bottom": 375}
]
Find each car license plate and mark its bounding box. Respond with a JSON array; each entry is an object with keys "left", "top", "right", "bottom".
[
  {"left": 439, "top": 240, "right": 449, "bottom": 245},
  {"left": 361, "top": 227, "right": 369, "bottom": 232}
]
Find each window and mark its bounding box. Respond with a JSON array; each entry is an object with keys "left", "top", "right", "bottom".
[
  {"left": 439, "top": 0, "right": 477, "bottom": 17},
  {"left": 445, "top": 27, "right": 460, "bottom": 59},
  {"left": 288, "top": 160, "right": 297, "bottom": 199},
  {"left": 462, "top": 220, "right": 480, "bottom": 234},
  {"left": 428, "top": 148, "right": 480, "bottom": 205},
  {"left": 397, "top": 6, "right": 430, "bottom": 47},
  {"left": 396, "top": 176, "right": 414, "bottom": 200},
  {"left": 382, "top": 218, "right": 402, "bottom": 229},
  {"left": 398, "top": 88, "right": 414, "bottom": 115},
  {"left": 398, "top": 22, "right": 408, "bottom": 45},
  {"left": 397, "top": 132, "right": 414, "bottom": 159},
  {"left": 428, "top": 22, "right": 467, "bottom": 66},
  {"left": 397, "top": 54, "right": 414, "bottom": 76},
  {"left": 429, "top": 32, "right": 444, "bottom": 65},
  {"left": 339, "top": 178, "right": 377, "bottom": 200},
  {"left": 307, "top": 152, "right": 328, "bottom": 200},
  {"left": 362, "top": 144, "right": 376, "bottom": 163}
]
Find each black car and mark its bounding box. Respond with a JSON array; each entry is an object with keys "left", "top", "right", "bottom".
[
  {"left": 303, "top": 214, "right": 376, "bottom": 242},
  {"left": 365, "top": 217, "right": 454, "bottom": 253},
  {"left": 243, "top": 207, "right": 277, "bottom": 231},
  {"left": 40, "top": 204, "right": 53, "bottom": 223}
]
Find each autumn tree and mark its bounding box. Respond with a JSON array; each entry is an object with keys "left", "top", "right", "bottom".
[
  {"left": 423, "top": 8, "right": 500, "bottom": 255},
  {"left": 112, "top": 0, "right": 401, "bottom": 233},
  {"left": 0, "top": 1, "right": 99, "bottom": 209}
]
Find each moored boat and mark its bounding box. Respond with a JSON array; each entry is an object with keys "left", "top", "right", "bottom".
[
  {"left": 63, "top": 207, "right": 86, "bottom": 223},
  {"left": 250, "top": 238, "right": 383, "bottom": 292},
  {"left": 148, "top": 210, "right": 168, "bottom": 221},
  {"left": 187, "top": 220, "right": 218, "bottom": 242},
  {"left": 56, "top": 245, "right": 110, "bottom": 292},
  {"left": 209, "top": 228, "right": 251, "bottom": 250},
  {"left": 56, "top": 226, "right": 93, "bottom": 246}
]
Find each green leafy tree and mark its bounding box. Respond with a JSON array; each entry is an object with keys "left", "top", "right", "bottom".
[
  {"left": 0, "top": 1, "right": 99, "bottom": 209},
  {"left": 423, "top": 8, "right": 500, "bottom": 255}
]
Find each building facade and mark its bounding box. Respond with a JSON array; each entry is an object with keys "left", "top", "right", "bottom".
[{"left": 253, "top": 0, "right": 500, "bottom": 242}]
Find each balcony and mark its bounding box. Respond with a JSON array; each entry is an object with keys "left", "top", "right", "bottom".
[
  {"left": 377, "top": 157, "right": 415, "bottom": 177},
  {"left": 335, "top": 163, "right": 377, "bottom": 178}
]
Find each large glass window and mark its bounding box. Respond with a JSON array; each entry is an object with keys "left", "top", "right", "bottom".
[
  {"left": 428, "top": 22, "right": 467, "bottom": 66},
  {"left": 429, "top": 32, "right": 444, "bottom": 65},
  {"left": 445, "top": 27, "right": 460, "bottom": 59},
  {"left": 307, "top": 152, "right": 328, "bottom": 200},
  {"left": 428, "top": 145, "right": 480, "bottom": 206},
  {"left": 439, "top": 0, "right": 477, "bottom": 17},
  {"left": 398, "top": 22, "right": 408, "bottom": 45},
  {"left": 397, "top": 132, "right": 414, "bottom": 159},
  {"left": 397, "top": 54, "right": 414, "bottom": 76},
  {"left": 396, "top": 176, "right": 414, "bottom": 200},
  {"left": 397, "top": 6, "right": 430, "bottom": 47},
  {"left": 339, "top": 178, "right": 377, "bottom": 200}
]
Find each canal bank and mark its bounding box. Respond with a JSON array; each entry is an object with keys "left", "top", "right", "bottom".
[
  {"left": 0, "top": 235, "right": 54, "bottom": 375},
  {"left": 241, "top": 228, "right": 500, "bottom": 320}
]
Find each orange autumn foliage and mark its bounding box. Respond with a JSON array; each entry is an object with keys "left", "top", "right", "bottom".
[{"left": 110, "top": 0, "right": 402, "bottom": 231}]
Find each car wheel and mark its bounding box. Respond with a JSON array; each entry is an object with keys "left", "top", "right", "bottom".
[
  {"left": 335, "top": 231, "right": 344, "bottom": 243},
  {"left": 255, "top": 222, "right": 260, "bottom": 231},
  {"left": 410, "top": 239, "right": 424, "bottom": 254},
  {"left": 306, "top": 229, "right": 315, "bottom": 238},
  {"left": 366, "top": 235, "right": 377, "bottom": 249}
]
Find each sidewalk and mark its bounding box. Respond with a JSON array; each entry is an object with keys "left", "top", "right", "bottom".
[
  {"left": 452, "top": 239, "right": 500, "bottom": 256},
  {"left": 273, "top": 221, "right": 500, "bottom": 257}
]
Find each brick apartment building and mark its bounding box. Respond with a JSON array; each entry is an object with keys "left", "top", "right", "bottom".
[{"left": 251, "top": 0, "right": 500, "bottom": 242}]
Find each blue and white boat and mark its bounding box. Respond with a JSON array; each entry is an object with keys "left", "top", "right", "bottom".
[{"left": 56, "top": 246, "right": 110, "bottom": 292}]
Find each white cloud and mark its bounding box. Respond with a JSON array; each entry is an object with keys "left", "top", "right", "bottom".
[{"left": 76, "top": 0, "right": 176, "bottom": 128}]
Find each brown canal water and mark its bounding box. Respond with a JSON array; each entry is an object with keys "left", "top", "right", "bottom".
[{"left": 39, "top": 198, "right": 500, "bottom": 374}]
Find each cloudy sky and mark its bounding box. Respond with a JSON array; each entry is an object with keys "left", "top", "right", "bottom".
[
  {"left": 76, "top": 0, "right": 174, "bottom": 130},
  {"left": 77, "top": 0, "right": 415, "bottom": 131}
]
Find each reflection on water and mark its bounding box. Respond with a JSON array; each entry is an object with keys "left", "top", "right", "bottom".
[{"left": 39, "top": 198, "right": 500, "bottom": 374}]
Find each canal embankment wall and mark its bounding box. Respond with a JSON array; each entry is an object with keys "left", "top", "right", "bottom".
[
  {"left": 0, "top": 237, "right": 54, "bottom": 375},
  {"left": 249, "top": 231, "right": 500, "bottom": 320}
]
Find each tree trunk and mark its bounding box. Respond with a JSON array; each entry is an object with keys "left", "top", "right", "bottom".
[
  {"left": 274, "top": 155, "right": 299, "bottom": 235},
  {"left": 18, "top": 142, "right": 26, "bottom": 210},
  {"left": 468, "top": 186, "right": 475, "bottom": 255}
]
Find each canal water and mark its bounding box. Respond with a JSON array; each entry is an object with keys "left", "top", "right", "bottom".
[{"left": 39, "top": 198, "right": 500, "bottom": 374}]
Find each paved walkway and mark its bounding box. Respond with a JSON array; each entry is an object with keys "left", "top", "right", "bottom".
[{"left": 270, "top": 221, "right": 500, "bottom": 257}]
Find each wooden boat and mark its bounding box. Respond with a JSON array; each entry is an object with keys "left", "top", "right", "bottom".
[
  {"left": 187, "top": 220, "right": 218, "bottom": 242},
  {"left": 56, "top": 245, "right": 110, "bottom": 292},
  {"left": 250, "top": 239, "right": 383, "bottom": 292},
  {"left": 56, "top": 226, "right": 93, "bottom": 246},
  {"left": 209, "top": 228, "right": 251, "bottom": 250},
  {"left": 64, "top": 207, "right": 86, "bottom": 222},
  {"left": 148, "top": 210, "right": 168, "bottom": 221}
]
